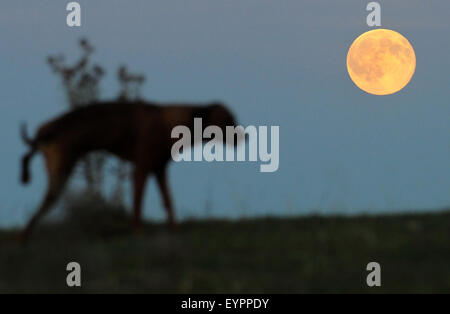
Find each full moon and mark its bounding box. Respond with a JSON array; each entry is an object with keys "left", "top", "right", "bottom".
[{"left": 346, "top": 29, "right": 416, "bottom": 95}]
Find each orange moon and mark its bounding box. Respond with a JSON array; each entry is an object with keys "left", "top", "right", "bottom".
[{"left": 346, "top": 29, "right": 416, "bottom": 95}]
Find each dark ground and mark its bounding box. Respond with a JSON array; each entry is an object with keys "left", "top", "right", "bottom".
[{"left": 1, "top": 198, "right": 449, "bottom": 293}]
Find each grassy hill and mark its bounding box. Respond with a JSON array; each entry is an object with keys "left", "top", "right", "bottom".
[{"left": 1, "top": 199, "right": 449, "bottom": 293}]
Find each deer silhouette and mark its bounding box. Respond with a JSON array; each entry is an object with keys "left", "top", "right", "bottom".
[{"left": 20, "top": 100, "right": 237, "bottom": 241}]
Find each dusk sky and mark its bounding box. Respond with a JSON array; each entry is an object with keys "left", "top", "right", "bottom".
[{"left": 1, "top": 0, "right": 449, "bottom": 227}]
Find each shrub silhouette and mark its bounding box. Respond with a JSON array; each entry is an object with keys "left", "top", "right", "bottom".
[{"left": 47, "top": 38, "right": 146, "bottom": 203}]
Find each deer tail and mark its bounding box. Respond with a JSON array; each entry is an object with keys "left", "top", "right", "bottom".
[
  {"left": 21, "top": 123, "right": 34, "bottom": 147},
  {"left": 20, "top": 123, "right": 37, "bottom": 184}
]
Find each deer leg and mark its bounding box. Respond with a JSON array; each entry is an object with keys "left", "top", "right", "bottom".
[
  {"left": 82, "top": 155, "right": 94, "bottom": 190},
  {"left": 156, "top": 168, "right": 177, "bottom": 230},
  {"left": 132, "top": 167, "right": 148, "bottom": 233},
  {"left": 20, "top": 146, "right": 73, "bottom": 243},
  {"left": 20, "top": 182, "right": 65, "bottom": 242},
  {"left": 21, "top": 173, "right": 70, "bottom": 242}
]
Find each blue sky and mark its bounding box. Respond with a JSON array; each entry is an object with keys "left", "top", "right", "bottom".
[{"left": 0, "top": 0, "right": 449, "bottom": 227}]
